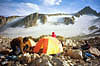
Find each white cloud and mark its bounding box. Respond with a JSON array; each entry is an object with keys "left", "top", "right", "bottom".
[
  {"left": 39, "top": 6, "right": 67, "bottom": 14},
  {"left": 0, "top": 1, "right": 78, "bottom": 16},
  {"left": 43, "top": 0, "right": 62, "bottom": 6},
  {"left": 24, "top": 3, "right": 39, "bottom": 11},
  {"left": 0, "top": 2, "right": 40, "bottom": 16},
  {"left": 56, "top": 0, "right": 62, "bottom": 5}
]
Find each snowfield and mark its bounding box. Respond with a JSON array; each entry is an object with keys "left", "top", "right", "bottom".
[{"left": 0, "top": 15, "right": 99, "bottom": 38}]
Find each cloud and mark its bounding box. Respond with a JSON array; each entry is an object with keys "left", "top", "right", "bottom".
[
  {"left": 0, "top": 2, "right": 40, "bottom": 16},
  {"left": 43, "top": 0, "right": 62, "bottom": 6},
  {"left": 39, "top": 6, "right": 67, "bottom": 14},
  {"left": 56, "top": 0, "right": 62, "bottom": 5},
  {"left": 0, "top": 2, "right": 77, "bottom": 16},
  {"left": 0, "top": 1, "right": 65, "bottom": 16},
  {"left": 24, "top": 3, "right": 39, "bottom": 11}
]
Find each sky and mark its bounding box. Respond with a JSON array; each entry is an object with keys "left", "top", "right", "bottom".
[{"left": 0, "top": 0, "right": 100, "bottom": 16}]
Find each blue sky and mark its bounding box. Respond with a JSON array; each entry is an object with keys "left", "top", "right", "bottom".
[{"left": 0, "top": 0, "right": 100, "bottom": 16}]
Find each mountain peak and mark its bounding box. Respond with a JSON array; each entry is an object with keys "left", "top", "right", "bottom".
[
  {"left": 84, "top": 6, "right": 92, "bottom": 9},
  {"left": 83, "top": 6, "right": 95, "bottom": 11},
  {"left": 76, "top": 6, "right": 97, "bottom": 16}
]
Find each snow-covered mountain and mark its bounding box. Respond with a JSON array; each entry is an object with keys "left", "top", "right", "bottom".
[{"left": 0, "top": 6, "right": 100, "bottom": 38}]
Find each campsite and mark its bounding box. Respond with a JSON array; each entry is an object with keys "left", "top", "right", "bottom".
[
  {"left": 0, "top": 35, "right": 100, "bottom": 66},
  {"left": 0, "top": 0, "right": 100, "bottom": 66}
]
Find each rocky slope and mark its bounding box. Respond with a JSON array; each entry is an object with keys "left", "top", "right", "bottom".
[
  {"left": 0, "top": 16, "right": 6, "bottom": 27},
  {"left": 0, "top": 35, "right": 100, "bottom": 66},
  {"left": 75, "top": 6, "right": 100, "bottom": 17},
  {"left": 1, "top": 6, "right": 100, "bottom": 28},
  {"left": 9, "top": 13, "right": 47, "bottom": 28},
  {"left": 6, "top": 16, "right": 20, "bottom": 22},
  {"left": 3, "top": 13, "right": 75, "bottom": 28},
  {"left": 0, "top": 16, "right": 20, "bottom": 27}
]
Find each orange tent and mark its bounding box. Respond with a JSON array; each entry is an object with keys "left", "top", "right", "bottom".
[{"left": 33, "top": 36, "right": 63, "bottom": 55}]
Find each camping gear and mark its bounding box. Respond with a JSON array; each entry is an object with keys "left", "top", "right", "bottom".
[
  {"left": 85, "top": 52, "right": 95, "bottom": 59},
  {"left": 33, "top": 36, "right": 63, "bottom": 55},
  {"left": 89, "top": 47, "right": 100, "bottom": 56},
  {"left": 85, "top": 52, "right": 92, "bottom": 57}
]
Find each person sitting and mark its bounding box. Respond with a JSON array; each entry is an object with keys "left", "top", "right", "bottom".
[
  {"left": 10, "top": 37, "right": 23, "bottom": 55},
  {"left": 10, "top": 37, "right": 36, "bottom": 55},
  {"left": 23, "top": 37, "right": 36, "bottom": 53}
]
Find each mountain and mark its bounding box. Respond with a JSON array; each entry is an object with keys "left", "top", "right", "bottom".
[
  {"left": 10, "top": 13, "right": 48, "bottom": 28},
  {"left": 75, "top": 6, "right": 99, "bottom": 17},
  {"left": 10, "top": 13, "right": 75, "bottom": 28},
  {"left": 0, "top": 16, "right": 20, "bottom": 27},
  {"left": 0, "top": 6, "right": 100, "bottom": 38},
  {"left": 1, "top": 6, "right": 99, "bottom": 28},
  {"left": 6, "top": 16, "right": 21, "bottom": 22},
  {"left": 0, "top": 16, "right": 6, "bottom": 27}
]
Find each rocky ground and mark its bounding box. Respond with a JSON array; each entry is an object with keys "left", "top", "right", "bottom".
[{"left": 0, "top": 35, "right": 100, "bottom": 66}]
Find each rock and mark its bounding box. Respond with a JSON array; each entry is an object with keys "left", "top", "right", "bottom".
[
  {"left": 75, "top": 13, "right": 80, "bottom": 17},
  {"left": 64, "top": 17, "right": 74, "bottom": 25},
  {"left": 51, "top": 57, "right": 63, "bottom": 66},
  {"left": 10, "top": 13, "right": 39, "bottom": 28},
  {"left": 28, "top": 54, "right": 52, "bottom": 66},
  {"left": 0, "top": 16, "right": 20, "bottom": 27},
  {"left": 20, "top": 55, "right": 31, "bottom": 64},
  {"left": 65, "top": 39, "right": 77, "bottom": 47},
  {"left": 6, "top": 16, "right": 20, "bottom": 22},
  {"left": 29, "top": 53, "right": 40, "bottom": 62},
  {"left": 56, "top": 36, "right": 65, "bottom": 41},
  {"left": 0, "top": 35, "right": 100, "bottom": 66},
  {"left": 65, "top": 48, "right": 83, "bottom": 59},
  {"left": 72, "top": 16, "right": 75, "bottom": 21},
  {"left": 24, "top": 13, "right": 39, "bottom": 27},
  {"left": 39, "top": 14, "right": 47, "bottom": 24},
  {"left": 89, "top": 47, "right": 100, "bottom": 56},
  {"left": 0, "top": 16, "right": 6, "bottom": 27},
  {"left": 1, "top": 60, "right": 8, "bottom": 65},
  {"left": 0, "top": 38, "right": 2, "bottom": 43},
  {"left": 0, "top": 56, "right": 5, "bottom": 59},
  {"left": 88, "top": 25, "right": 98, "bottom": 31}
]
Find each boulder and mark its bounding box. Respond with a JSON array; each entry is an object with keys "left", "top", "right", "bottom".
[
  {"left": 64, "top": 17, "right": 74, "bottom": 25},
  {"left": 65, "top": 39, "right": 77, "bottom": 47},
  {"left": 65, "top": 48, "right": 83, "bottom": 59},
  {"left": 88, "top": 25, "right": 98, "bottom": 31},
  {"left": 89, "top": 47, "right": 100, "bottom": 56}
]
